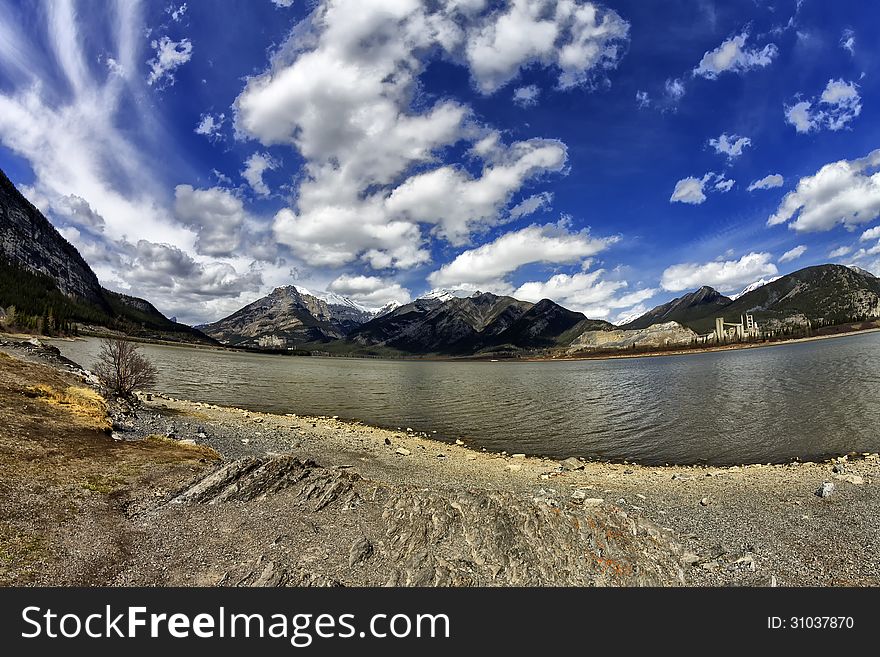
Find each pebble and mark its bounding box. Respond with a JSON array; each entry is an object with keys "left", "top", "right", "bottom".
[
  {"left": 700, "top": 497, "right": 710, "bottom": 506},
  {"left": 455, "top": 439, "right": 465, "bottom": 446},
  {"left": 816, "top": 482, "right": 835, "bottom": 498},
  {"left": 395, "top": 448, "right": 411, "bottom": 456}
]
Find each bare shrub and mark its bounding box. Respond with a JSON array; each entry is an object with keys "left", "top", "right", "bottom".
[{"left": 92, "top": 338, "right": 158, "bottom": 397}]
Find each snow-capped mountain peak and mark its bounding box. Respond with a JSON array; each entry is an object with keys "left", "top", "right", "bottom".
[
  {"left": 731, "top": 277, "right": 780, "bottom": 300},
  {"left": 418, "top": 288, "right": 482, "bottom": 303}
]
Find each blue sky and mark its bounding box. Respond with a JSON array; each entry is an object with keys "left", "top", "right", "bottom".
[{"left": 1, "top": 0, "right": 879, "bottom": 325}]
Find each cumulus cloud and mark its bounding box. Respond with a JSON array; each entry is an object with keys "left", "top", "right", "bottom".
[
  {"left": 708, "top": 133, "right": 751, "bottom": 160},
  {"left": 693, "top": 32, "right": 778, "bottom": 79},
  {"left": 514, "top": 269, "right": 657, "bottom": 319},
  {"left": 464, "top": 0, "right": 630, "bottom": 92},
  {"left": 53, "top": 194, "right": 107, "bottom": 231},
  {"left": 635, "top": 90, "right": 650, "bottom": 108},
  {"left": 784, "top": 79, "right": 862, "bottom": 133},
  {"left": 829, "top": 245, "right": 852, "bottom": 258},
  {"left": 174, "top": 185, "right": 247, "bottom": 257},
  {"left": 242, "top": 152, "right": 279, "bottom": 197},
  {"left": 512, "top": 84, "right": 540, "bottom": 107},
  {"left": 670, "top": 172, "right": 732, "bottom": 204},
  {"left": 327, "top": 274, "right": 411, "bottom": 308},
  {"left": 428, "top": 220, "right": 618, "bottom": 290},
  {"left": 661, "top": 252, "right": 779, "bottom": 293},
  {"left": 861, "top": 226, "right": 880, "bottom": 242},
  {"left": 125, "top": 239, "right": 263, "bottom": 306},
  {"left": 767, "top": 149, "right": 880, "bottom": 232},
  {"left": 748, "top": 174, "right": 784, "bottom": 191},
  {"left": 840, "top": 28, "right": 855, "bottom": 55},
  {"left": 195, "top": 112, "right": 225, "bottom": 141},
  {"left": 670, "top": 176, "right": 709, "bottom": 205},
  {"left": 271, "top": 0, "right": 295, "bottom": 7},
  {"left": 146, "top": 36, "right": 193, "bottom": 88},
  {"left": 235, "top": 1, "right": 629, "bottom": 271},
  {"left": 386, "top": 139, "right": 567, "bottom": 245},
  {"left": 779, "top": 245, "right": 807, "bottom": 263}
]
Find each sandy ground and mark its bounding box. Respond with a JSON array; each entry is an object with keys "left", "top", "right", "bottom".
[{"left": 2, "top": 340, "right": 878, "bottom": 586}]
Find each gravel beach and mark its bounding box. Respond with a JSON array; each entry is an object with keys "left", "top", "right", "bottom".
[{"left": 2, "top": 339, "right": 878, "bottom": 587}]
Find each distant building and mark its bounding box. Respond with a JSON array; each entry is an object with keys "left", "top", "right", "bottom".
[
  {"left": 712, "top": 314, "right": 760, "bottom": 342},
  {"left": 257, "top": 335, "right": 286, "bottom": 348}
]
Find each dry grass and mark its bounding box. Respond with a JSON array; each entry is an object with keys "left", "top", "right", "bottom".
[
  {"left": 0, "top": 348, "right": 220, "bottom": 585},
  {"left": 144, "top": 434, "right": 221, "bottom": 461},
  {"left": 26, "top": 383, "right": 111, "bottom": 431}
]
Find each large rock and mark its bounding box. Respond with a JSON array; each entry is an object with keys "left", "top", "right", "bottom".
[
  {"left": 170, "top": 455, "right": 686, "bottom": 587},
  {"left": 567, "top": 321, "right": 698, "bottom": 354}
]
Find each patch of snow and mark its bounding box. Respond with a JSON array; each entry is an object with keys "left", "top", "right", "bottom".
[{"left": 731, "top": 277, "right": 780, "bottom": 300}]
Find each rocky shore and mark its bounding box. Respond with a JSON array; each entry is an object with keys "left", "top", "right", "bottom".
[{"left": 1, "top": 339, "right": 878, "bottom": 587}]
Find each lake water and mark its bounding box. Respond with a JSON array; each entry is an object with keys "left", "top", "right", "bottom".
[{"left": 50, "top": 332, "right": 880, "bottom": 465}]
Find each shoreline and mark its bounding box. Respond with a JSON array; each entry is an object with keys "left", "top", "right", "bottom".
[
  {"left": 34, "top": 321, "right": 880, "bottom": 365},
  {"left": 3, "top": 342, "right": 879, "bottom": 586}
]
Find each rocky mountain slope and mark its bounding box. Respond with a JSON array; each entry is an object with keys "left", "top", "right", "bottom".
[
  {"left": 567, "top": 321, "right": 698, "bottom": 354},
  {"left": 0, "top": 169, "right": 213, "bottom": 343},
  {"left": 623, "top": 286, "right": 732, "bottom": 330},
  {"left": 1, "top": 169, "right": 108, "bottom": 310},
  {"left": 346, "top": 292, "right": 612, "bottom": 355},
  {"left": 198, "top": 286, "right": 352, "bottom": 347},
  {"left": 624, "top": 265, "right": 880, "bottom": 334}
]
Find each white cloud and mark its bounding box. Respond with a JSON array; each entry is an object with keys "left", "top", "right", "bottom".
[
  {"left": 174, "top": 185, "right": 247, "bottom": 257},
  {"left": 195, "top": 112, "right": 225, "bottom": 141},
  {"left": 428, "top": 220, "right": 617, "bottom": 290},
  {"left": 665, "top": 77, "right": 685, "bottom": 101},
  {"left": 271, "top": 0, "right": 295, "bottom": 7},
  {"left": 635, "top": 90, "right": 650, "bottom": 108},
  {"left": 767, "top": 149, "right": 880, "bottom": 232},
  {"left": 168, "top": 3, "right": 188, "bottom": 22},
  {"left": 464, "top": 0, "right": 630, "bottom": 93},
  {"left": 748, "top": 174, "right": 784, "bottom": 191},
  {"left": 514, "top": 269, "right": 657, "bottom": 319},
  {"left": 861, "top": 226, "right": 880, "bottom": 242},
  {"left": 708, "top": 133, "right": 751, "bottom": 160},
  {"left": 784, "top": 79, "right": 862, "bottom": 133},
  {"left": 661, "top": 252, "right": 779, "bottom": 293},
  {"left": 670, "top": 172, "right": 733, "bottom": 204},
  {"left": 714, "top": 175, "right": 735, "bottom": 193},
  {"left": 385, "top": 138, "right": 567, "bottom": 245},
  {"left": 327, "top": 274, "right": 411, "bottom": 308},
  {"left": 146, "top": 36, "right": 193, "bottom": 88},
  {"left": 235, "top": 1, "right": 629, "bottom": 271},
  {"left": 778, "top": 245, "right": 807, "bottom": 263},
  {"left": 670, "top": 175, "right": 709, "bottom": 205},
  {"left": 829, "top": 245, "right": 852, "bottom": 258},
  {"left": 693, "top": 32, "right": 778, "bottom": 79},
  {"left": 242, "top": 152, "right": 279, "bottom": 197},
  {"left": 840, "top": 28, "right": 855, "bottom": 55},
  {"left": 509, "top": 192, "right": 553, "bottom": 220},
  {"left": 0, "top": 5, "right": 268, "bottom": 324},
  {"left": 512, "top": 84, "right": 540, "bottom": 107}
]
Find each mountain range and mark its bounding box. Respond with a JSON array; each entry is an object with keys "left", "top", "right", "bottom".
[
  {"left": 622, "top": 265, "right": 880, "bottom": 335},
  {"left": 2, "top": 168, "right": 879, "bottom": 355}
]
